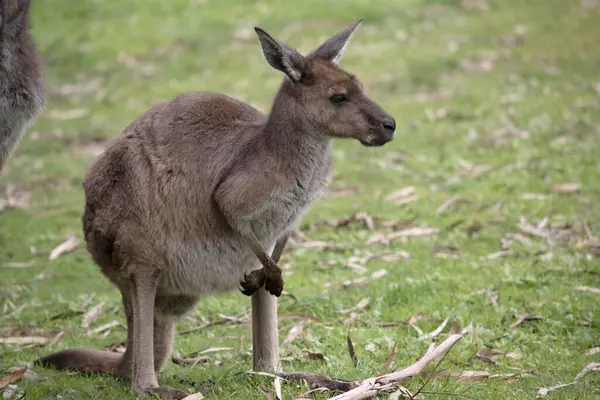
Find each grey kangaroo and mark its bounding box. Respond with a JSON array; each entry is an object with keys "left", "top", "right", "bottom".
[
  {"left": 0, "top": 0, "right": 45, "bottom": 172},
  {"left": 35, "top": 18, "right": 396, "bottom": 399}
]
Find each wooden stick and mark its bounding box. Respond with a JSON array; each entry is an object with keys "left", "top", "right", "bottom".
[{"left": 251, "top": 288, "right": 280, "bottom": 372}]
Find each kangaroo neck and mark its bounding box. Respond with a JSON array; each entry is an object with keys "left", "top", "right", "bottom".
[{"left": 261, "top": 85, "right": 331, "bottom": 163}]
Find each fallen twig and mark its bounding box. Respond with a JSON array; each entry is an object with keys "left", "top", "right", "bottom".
[{"left": 329, "top": 334, "right": 465, "bottom": 400}]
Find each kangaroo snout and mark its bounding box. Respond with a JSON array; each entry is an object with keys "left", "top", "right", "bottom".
[{"left": 361, "top": 115, "right": 396, "bottom": 147}]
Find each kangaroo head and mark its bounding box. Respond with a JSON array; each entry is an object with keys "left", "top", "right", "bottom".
[{"left": 255, "top": 18, "right": 395, "bottom": 147}]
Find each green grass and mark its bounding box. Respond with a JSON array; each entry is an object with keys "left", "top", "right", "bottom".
[{"left": 2, "top": 0, "right": 600, "bottom": 399}]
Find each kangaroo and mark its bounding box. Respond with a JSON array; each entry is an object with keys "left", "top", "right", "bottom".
[
  {"left": 0, "top": 0, "right": 45, "bottom": 172},
  {"left": 35, "top": 18, "right": 395, "bottom": 399}
]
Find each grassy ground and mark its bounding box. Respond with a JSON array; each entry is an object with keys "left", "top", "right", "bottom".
[{"left": 1, "top": 0, "right": 600, "bottom": 399}]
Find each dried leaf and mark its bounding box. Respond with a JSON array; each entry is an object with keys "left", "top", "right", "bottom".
[
  {"left": 340, "top": 298, "right": 370, "bottom": 314},
  {"left": 506, "top": 348, "right": 523, "bottom": 359},
  {"left": 181, "top": 393, "right": 206, "bottom": 400},
  {"left": 407, "top": 313, "right": 427, "bottom": 325},
  {"left": 347, "top": 328, "right": 358, "bottom": 367},
  {"left": 482, "top": 250, "right": 514, "bottom": 260},
  {"left": 365, "top": 343, "right": 377, "bottom": 352},
  {"left": 371, "top": 269, "right": 388, "bottom": 279},
  {"left": 86, "top": 320, "right": 122, "bottom": 336},
  {"left": 0, "top": 367, "right": 26, "bottom": 388},
  {"left": 82, "top": 302, "right": 104, "bottom": 329},
  {"left": 509, "top": 314, "right": 543, "bottom": 329},
  {"left": 378, "top": 252, "right": 410, "bottom": 262},
  {"left": 394, "top": 194, "right": 420, "bottom": 207},
  {"left": 288, "top": 241, "right": 349, "bottom": 250},
  {"left": 522, "top": 193, "right": 549, "bottom": 200},
  {"left": 385, "top": 186, "right": 415, "bottom": 201},
  {"left": 171, "top": 355, "right": 210, "bottom": 366},
  {"left": 476, "top": 348, "right": 505, "bottom": 363},
  {"left": 303, "top": 350, "right": 328, "bottom": 363},
  {"left": 423, "top": 370, "right": 490, "bottom": 383},
  {"left": 49, "top": 234, "right": 79, "bottom": 260},
  {"left": 0, "top": 261, "right": 37, "bottom": 268},
  {"left": 327, "top": 187, "right": 360, "bottom": 198},
  {"left": 550, "top": 183, "right": 580, "bottom": 193},
  {"left": 380, "top": 343, "right": 397, "bottom": 375},
  {"left": 585, "top": 347, "right": 600, "bottom": 356},
  {"left": 575, "top": 285, "right": 600, "bottom": 294},
  {"left": 282, "top": 320, "right": 305, "bottom": 347},
  {"left": 0, "top": 337, "right": 49, "bottom": 345},
  {"left": 436, "top": 196, "right": 471, "bottom": 215}
]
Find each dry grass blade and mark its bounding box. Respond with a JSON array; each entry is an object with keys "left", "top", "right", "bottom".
[
  {"left": 259, "top": 384, "right": 275, "bottom": 400},
  {"left": 418, "top": 316, "right": 449, "bottom": 341},
  {"left": 379, "top": 343, "right": 397, "bottom": 375},
  {"left": 347, "top": 327, "right": 358, "bottom": 367},
  {"left": 575, "top": 285, "right": 600, "bottom": 294},
  {"left": 509, "top": 314, "right": 543, "bottom": 329},
  {"left": 81, "top": 302, "right": 104, "bottom": 329},
  {"left": 423, "top": 370, "right": 490, "bottom": 383},
  {"left": 0, "top": 336, "right": 49, "bottom": 345},
  {"left": 368, "top": 227, "right": 439, "bottom": 245},
  {"left": 0, "top": 367, "right": 26, "bottom": 388},
  {"left": 436, "top": 196, "right": 471, "bottom": 215},
  {"left": 549, "top": 183, "right": 580, "bottom": 193},
  {"left": 197, "top": 347, "right": 233, "bottom": 354},
  {"left": 385, "top": 186, "right": 415, "bottom": 201},
  {"left": 86, "top": 320, "right": 121, "bottom": 336},
  {"left": 329, "top": 333, "right": 465, "bottom": 400},
  {"left": 288, "top": 241, "right": 350, "bottom": 250},
  {"left": 0, "top": 260, "right": 37, "bottom": 268},
  {"left": 49, "top": 233, "right": 79, "bottom": 260},
  {"left": 282, "top": 320, "right": 306, "bottom": 347}
]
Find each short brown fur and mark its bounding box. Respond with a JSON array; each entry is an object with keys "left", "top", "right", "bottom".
[{"left": 35, "top": 19, "right": 395, "bottom": 399}]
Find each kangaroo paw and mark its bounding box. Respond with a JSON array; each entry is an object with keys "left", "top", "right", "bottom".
[
  {"left": 264, "top": 269, "right": 284, "bottom": 297},
  {"left": 239, "top": 268, "right": 266, "bottom": 296}
]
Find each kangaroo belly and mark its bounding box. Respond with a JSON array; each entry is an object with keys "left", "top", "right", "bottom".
[{"left": 159, "top": 237, "right": 271, "bottom": 296}]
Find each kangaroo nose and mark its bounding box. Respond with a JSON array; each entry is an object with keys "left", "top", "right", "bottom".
[{"left": 382, "top": 118, "right": 396, "bottom": 132}]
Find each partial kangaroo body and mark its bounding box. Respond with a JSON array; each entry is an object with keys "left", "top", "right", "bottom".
[
  {"left": 0, "top": 0, "right": 45, "bottom": 172},
  {"left": 35, "top": 19, "right": 395, "bottom": 399}
]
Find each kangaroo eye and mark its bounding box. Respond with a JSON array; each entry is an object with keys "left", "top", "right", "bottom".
[{"left": 329, "top": 94, "right": 348, "bottom": 105}]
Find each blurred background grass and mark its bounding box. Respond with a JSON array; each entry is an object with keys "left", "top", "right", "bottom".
[{"left": 1, "top": 0, "right": 600, "bottom": 399}]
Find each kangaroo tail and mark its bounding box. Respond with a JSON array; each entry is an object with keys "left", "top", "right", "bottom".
[{"left": 34, "top": 348, "right": 125, "bottom": 376}]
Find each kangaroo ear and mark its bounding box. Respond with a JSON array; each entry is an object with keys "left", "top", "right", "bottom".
[
  {"left": 310, "top": 18, "right": 364, "bottom": 64},
  {"left": 0, "top": 0, "right": 6, "bottom": 33},
  {"left": 255, "top": 27, "right": 308, "bottom": 83}
]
